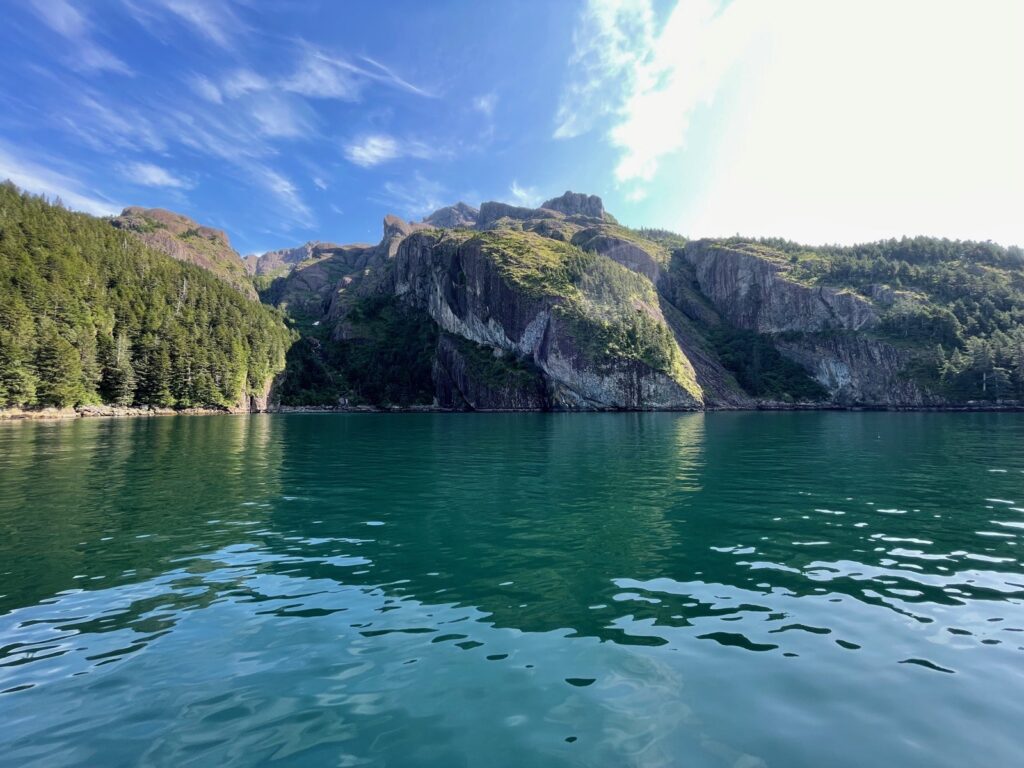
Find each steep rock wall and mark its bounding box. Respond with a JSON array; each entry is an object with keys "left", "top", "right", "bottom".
[{"left": 391, "top": 233, "right": 701, "bottom": 410}]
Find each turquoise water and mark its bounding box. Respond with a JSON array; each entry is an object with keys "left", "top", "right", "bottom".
[{"left": 0, "top": 413, "right": 1022, "bottom": 767}]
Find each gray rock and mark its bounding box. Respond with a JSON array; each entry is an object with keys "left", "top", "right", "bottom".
[
  {"left": 541, "top": 191, "right": 605, "bottom": 220},
  {"left": 423, "top": 202, "right": 479, "bottom": 228}
]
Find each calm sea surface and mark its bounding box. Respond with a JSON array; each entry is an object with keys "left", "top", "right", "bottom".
[{"left": 0, "top": 412, "right": 1022, "bottom": 767}]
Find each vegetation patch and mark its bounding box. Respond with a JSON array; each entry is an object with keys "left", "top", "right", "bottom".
[
  {"left": 276, "top": 296, "right": 438, "bottom": 407},
  {"left": 707, "top": 325, "right": 828, "bottom": 402},
  {"left": 476, "top": 230, "right": 699, "bottom": 397}
]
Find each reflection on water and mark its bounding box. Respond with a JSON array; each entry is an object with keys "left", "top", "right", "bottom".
[{"left": 1, "top": 412, "right": 1023, "bottom": 767}]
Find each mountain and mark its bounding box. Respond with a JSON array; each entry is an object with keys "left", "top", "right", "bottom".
[
  {"left": 0, "top": 183, "right": 291, "bottom": 412},
  {"left": 263, "top": 191, "right": 1024, "bottom": 410},
  {"left": 111, "top": 207, "right": 257, "bottom": 300},
  {"left": 3, "top": 180, "right": 1022, "bottom": 415}
]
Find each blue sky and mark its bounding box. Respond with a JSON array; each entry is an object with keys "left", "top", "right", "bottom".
[{"left": 1, "top": 0, "right": 1022, "bottom": 254}]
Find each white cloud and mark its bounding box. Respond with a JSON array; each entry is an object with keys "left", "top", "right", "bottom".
[
  {"left": 313, "top": 177, "right": 328, "bottom": 191},
  {"left": 473, "top": 93, "right": 498, "bottom": 117},
  {"left": 121, "top": 162, "right": 193, "bottom": 189},
  {"left": 30, "top": 0, "right": 132, "bottom": 75},
  {"left": 248, "top": 94, "right": 313, "bottom": 139},
  {"left": 509, "top": 180, "right": 541, "bottom": 207},
  {"left": 553, "top": 0, "right": 654, "bottom": 141},
  {"left": 343, "top": 134, "right": 435, "bottom": 167},
  {"left": 345, "top": 135, "right": 399, "bottom": 167},
  {"left": 190, "top": 74, "right": 223, "bottom": 104},
  {"left": 562, "top": 0, "right": 1024, "bottom": 245},
  {"left": 0, "top": 145, "right": 120, "bottom": 216},
  {"left": 557, "top": 0, "right": 759, "bottom": 182}
]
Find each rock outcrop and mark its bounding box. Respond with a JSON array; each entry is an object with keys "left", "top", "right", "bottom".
[
  {"left": 476, "top": 201, "right": 549, "bottom": 228},
  {"left": 424, "top": 202, "right": 479, "bottom": 229},
  {"left": 433, "top": 334, "right": 549, "bottom": 410},
  {"left": 391, "top": 231, "right": 703, "bottom": 410},
  {"left": 541, "top": 191, "right": 605, "bottom": 220},
  {"left": 245, "top": 241, "right": 344, "bottom": 278},
  {"left": 774, "top": 334, "right": 935, "bottom": 406},
  {"left": 683, "top": 241, "right": 877, "bottom": 333}
]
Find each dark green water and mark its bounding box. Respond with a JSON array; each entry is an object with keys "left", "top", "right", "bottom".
[{"left": 0, "top": 413, "right": 1022, "bottom": 767}]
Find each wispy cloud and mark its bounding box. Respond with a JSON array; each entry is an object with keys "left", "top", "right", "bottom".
[
  {"left": 0, "top": 145, "right": 120, "bottom": 216},
  {"left": 152, "top": 0, "right": 240, "bottom": 49},
  {"left": 30, "top": 0, "right": 132, "bottom": 75},
  {"left": 509, "top": 180, "right": 541, "bottom": 207},
  {"left": 120, "top": 161, "right": 194, "bottom": 189},
  {"left": 249, "top": 164, "right": 314, "bottom": 227},
  {"left": 248, "top": 93, "right": 315, "bottom": 139},
  {"left": 313, "top": 176, "right": 328, "bottom": 190},
  {"left": 281, "top": 46, "right": 433, "bottom": 101},
  {"left": 190, "top": 74, "right": 223, "bottom": 104},
  {"left": 63, "top": 93, "right": 166, "bottom": 153},
  {"left": 282, "top": 49, "right": 363, "bottom": 101},
  {"left": 343, "top": 134, "right": 436, "bottom": 167},
  {"left": 375, "top": 173, "right": 446, "bottom": 219},
  {"left": 222, "top": 69, "right": 271, "bottom": 99}
]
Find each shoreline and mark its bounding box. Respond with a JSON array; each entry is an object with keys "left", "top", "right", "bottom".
[{"left": 4, "top": 402, "right": 1024, "bottom": 422}]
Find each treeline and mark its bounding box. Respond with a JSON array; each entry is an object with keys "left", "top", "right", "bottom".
[
  {"left": 0, "top": 183, "right": 292, "bottom": 409},
  {"left": 921, "top": 332, "right": 1024, "bottom": 401}
]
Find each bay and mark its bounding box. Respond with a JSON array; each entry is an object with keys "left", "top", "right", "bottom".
[{"left": 0, "top": 413, "right": 1022, "bottom": 767}]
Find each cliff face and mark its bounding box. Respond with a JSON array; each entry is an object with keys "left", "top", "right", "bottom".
[
  {"left": 682, "top": 241, "right": 878, "bottom": 333},
  {"left": 433, "top": 334, "right": 549, "bottom": 410},
  {"left": 391, "top": 232, "right": 702, "bottom": 410},
  {"left": 773, "top": 335, "right": 935, "bottom": 406},
  {"left": 112, "top": 207, "right": 256, "bottom": 300},
  {"left": 679, "top": 241, "right": 938, "bottom": 405}
]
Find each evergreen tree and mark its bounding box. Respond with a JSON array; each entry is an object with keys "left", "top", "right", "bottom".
[{"left": 34, "top": 326, "right": 85, "bottom": 407}]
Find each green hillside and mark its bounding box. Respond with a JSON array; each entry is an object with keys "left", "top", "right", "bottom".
[{"left": 0, "top": 183, "right": 292, "bottom": 410}]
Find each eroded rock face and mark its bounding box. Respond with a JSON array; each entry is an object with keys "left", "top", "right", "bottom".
[
  {"left": 683, "top": 241, "right": 878, "bottom": 333},
  {"left": 775, "top": 334, "right": 937, "bottom": 406},
  {"left": 391, "top": 232, "right": 702, "bottom": 410},
  {"left": 433, "top": 334, "right": 549, "bottom": 410},
  {"left": 476, "top": 201, "right": 548, "bottom": 228},
  {"left": 424, "top": 202, "right": 479, "bottom": 229},
  {"left": 541, "top": 191, "right": 605, "bottom": 220},
  {"left": 245, "top": 242, "right": 343, "bottom": 277},
  {"left": 112, "top": 207, "right": 256, "bottom": 300},
  {"left": 572, "top": 229, "right": 662, "bottom": 284}
]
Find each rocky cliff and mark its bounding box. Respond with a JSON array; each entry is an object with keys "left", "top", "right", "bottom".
[
  {"left": 390, "top": 230, "right": 702, "bottom": 410},
  {"left": 254, "top": 190, "right": 1020, "bottom": 411}
]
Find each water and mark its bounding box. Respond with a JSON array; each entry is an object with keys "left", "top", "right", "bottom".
[{"left": 0, "top": 413, "right": 1022, "bottom": 767}]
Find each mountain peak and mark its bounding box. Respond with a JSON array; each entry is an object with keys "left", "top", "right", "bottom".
[
  {"left": 423, "top": 202, "right": 479, "bottom": 228},
  {"left": 540, "top": 191, "right": 605, "bottom": 220}
]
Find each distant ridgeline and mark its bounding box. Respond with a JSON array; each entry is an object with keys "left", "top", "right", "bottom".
[
  {"left": 0, "top": 183, "right": 291, "bottom": 411},
  {"left": 2, "top": 180, "right": 1023, "bottom": 413}
]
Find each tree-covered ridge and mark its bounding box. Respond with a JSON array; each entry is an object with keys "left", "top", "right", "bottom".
[{"left": 0, "top": 183, "right": 292, "bottom": 409}]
